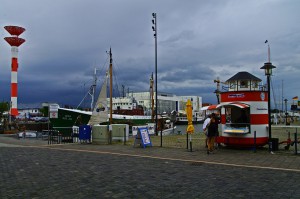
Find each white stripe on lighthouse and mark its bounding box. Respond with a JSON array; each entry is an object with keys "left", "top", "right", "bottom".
[
  {"left": 11, "top": 71, "right": 18, "bottom": 83},
  {"left": 11, "top": 97, "right": 17, "bottom": 108},
  {"left": 11, "top": 46, "right": 18, "bottom": 58}
]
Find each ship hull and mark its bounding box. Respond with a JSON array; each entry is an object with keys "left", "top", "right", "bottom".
[
  {"left": 50, "top": 108, "right": 152, "bottom": 135},
  {"left": 175, "top": 120, "right": 204, "bottom": 125}
]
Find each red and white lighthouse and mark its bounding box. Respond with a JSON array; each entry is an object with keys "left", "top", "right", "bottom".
[{"left": 4, "top": 26, "right": 26, "bottom": 116}]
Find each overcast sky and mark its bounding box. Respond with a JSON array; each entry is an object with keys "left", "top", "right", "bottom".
[{"left": 1, "top": 0, "right": 299, "bottom": 109}]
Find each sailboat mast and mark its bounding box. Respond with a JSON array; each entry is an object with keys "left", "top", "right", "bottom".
[
  {"left": 109, "top": 48, "right": 113, "bottom": 124},
  {"left": 91, "top": 67, "right": 97, "bottom": 110}
]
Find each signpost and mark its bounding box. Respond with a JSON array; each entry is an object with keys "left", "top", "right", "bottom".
[
  {"left": 49, "top": 104, "right": 59, "bottom": 118},
  {"left": 48, "top": 104, "right": 59, "bottom": 138},
  {"left": 134, "top": 127, "right": 152, "bottom": 148}
]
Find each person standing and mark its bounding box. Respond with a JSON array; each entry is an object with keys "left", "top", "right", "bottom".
[
  {"left": 206, "top": 114, "right": 218, "bottom": 154},
  {"left": 22, "top": 125, "right": 26, "bottom": 139},
  {"left": 202, "top": 114, "right": 212, "bottom": 148}
]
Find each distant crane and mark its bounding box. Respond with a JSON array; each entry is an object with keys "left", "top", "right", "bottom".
[{"left": 214, "top": 77, "right": 227, "bottom": 104}]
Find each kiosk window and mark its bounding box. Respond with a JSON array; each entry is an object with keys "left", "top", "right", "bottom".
[
  {"left": 225, "top": 107, "right": 250, "bottom": 124},
  {"left": 240, "top": 80, "right": 248, "bottom": 88}
]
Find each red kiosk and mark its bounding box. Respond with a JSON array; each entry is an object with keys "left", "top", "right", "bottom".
[{"left": 216, "top": 71, "right": 269, "bottom": 147}]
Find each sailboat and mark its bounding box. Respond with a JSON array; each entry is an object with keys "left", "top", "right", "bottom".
[
  {"left": 88, "top": 72, "right": 108, "bottom": 125},
  {"left": 49, "top": 49, "right": 152, "bottom": 134}
]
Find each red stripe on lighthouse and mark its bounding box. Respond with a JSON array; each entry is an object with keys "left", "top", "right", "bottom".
[
  {"left": 12, "top": 58, "right": 18, "bottom": 71},
  {"left": 221, "top": 91, "right": 268, "bottom": 102},
  {"left": 11, "top": 83, "right": 18, "bottom": 97},
  {"left": 10, "top": 51, "right": 19, "bottom": 116},
  {"left": 10, "top": 108, "right": 19, "bottom": 116},
  {"left": 250, "top": 114, "right": 268, "bottom": 124}
]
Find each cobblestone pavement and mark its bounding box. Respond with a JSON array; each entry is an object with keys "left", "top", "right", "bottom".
[{"left": 0, "top": 134, "right": 299, "bottom": 198}]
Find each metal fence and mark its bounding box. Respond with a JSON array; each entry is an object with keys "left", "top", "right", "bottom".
[
  {"left": 46, "top": 127, "right": 79, "bottom": 145},
  {"left": 272, "top": 126, "right": 300, "bottom": 155},
  {"left": 45, "top": 125, "right": 299, "bottom": 155}
]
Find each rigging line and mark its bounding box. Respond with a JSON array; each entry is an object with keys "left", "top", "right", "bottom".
[
  {"left": 270, "top": 76, "right": 278, "bottom": 110},
  {"left": 78, "top": 55, "right": 110, "bottom": 109},
  {"left": 77, "top": 89, "right": 92, "bottom": 109},
  {"left": 94, "top": 55, "right": 109, "bottom": 89},
  {"left": 99, "top": 54, "right": 110, "bottom": 75},
  {"left": 79, "top": 74, "right": 94, "bottom": 109},
  {"left": 96, "top": 56, "right": 110, "bottom": 88},
  {"left": 111, "top": 58, "right": 122, "bottom": 97}
]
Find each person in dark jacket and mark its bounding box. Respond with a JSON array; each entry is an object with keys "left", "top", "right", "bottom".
[{"left": 206, "top": 114, "right": 218, "bottom": 154}]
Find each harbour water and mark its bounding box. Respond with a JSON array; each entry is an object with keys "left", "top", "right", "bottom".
[{"left": 175, "top": 123, "right": 204, "bottom": 134}]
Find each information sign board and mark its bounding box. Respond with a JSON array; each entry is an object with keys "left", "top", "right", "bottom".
[
  {"left": 50, "top": 112, "right": 58, "bottom": 119},
  {"left": 49, "top": 104, "right": 59, "bottom": 112},
  {"left": 49, "top": 104, "right": 59, "bottom": 118},
  {"left": 134, "top": 127, "right": 152, "bottom": 148}
]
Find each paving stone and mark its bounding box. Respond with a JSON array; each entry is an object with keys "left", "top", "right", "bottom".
[{"left": 0, "top": 134, "right": 300, "bottom": 198}]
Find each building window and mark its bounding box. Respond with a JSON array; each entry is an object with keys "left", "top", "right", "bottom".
[
  {"left": 240, "top": 80, "right": 248, "bottom": 88},
  {"left": 252, "top": 82, "right": 258, "bottom": 88},
  {"left": 230, "top": 82, "right": 236, "bottom": 89}
]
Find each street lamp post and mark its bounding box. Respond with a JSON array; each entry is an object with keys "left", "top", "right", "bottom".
[
  {"left": 284, "top": 99, "right": 288, "bottom": 125},
  {"left": 260, "top": 62, "right": 276, "bottom": 152},
  {"left": 152, "top": 13, "right": 159, "bottom": 141}
]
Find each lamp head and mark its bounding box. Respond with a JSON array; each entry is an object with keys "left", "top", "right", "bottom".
[{"left": 260, "top": 62, "right": 276, "bottom": 76}]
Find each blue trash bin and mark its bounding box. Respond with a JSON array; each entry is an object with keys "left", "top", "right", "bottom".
[{"left": 79, "top": 125, "right": 91, "bottom": 143}]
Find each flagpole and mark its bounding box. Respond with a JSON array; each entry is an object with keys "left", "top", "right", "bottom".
[
  {"left": 265, "top": 40, "right": 271, "bottom": 63},
  {"left": 268, "top": 44, "right": 270, "bottom": 63}
]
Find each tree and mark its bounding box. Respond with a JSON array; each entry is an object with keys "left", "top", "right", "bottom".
[
  {"left": 0, "top": 102, "right": 9, "bottom": 113},
  {"left": 39, "top": 106, "right": 48, "bottom": 117}
]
